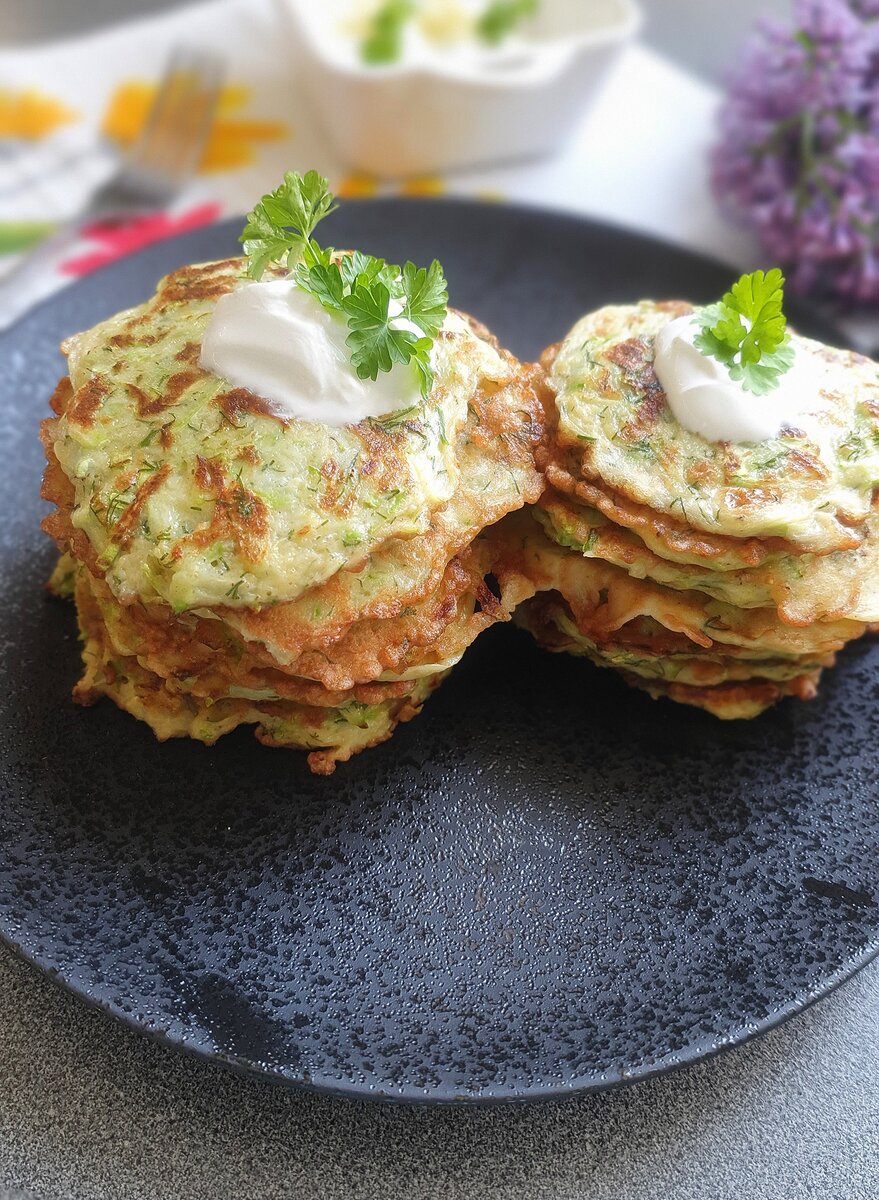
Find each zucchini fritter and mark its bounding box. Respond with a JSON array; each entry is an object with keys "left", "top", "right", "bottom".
[
  {"left": 41, "top": 258, "right": 545, "bottom": 771},
  {"left": 515, "top": 302, "right": 879, "bottom": 718}
]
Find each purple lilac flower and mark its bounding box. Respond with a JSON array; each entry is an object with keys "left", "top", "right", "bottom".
[{"left": 712, "top": 0, "right": 879, "bottom": 305}]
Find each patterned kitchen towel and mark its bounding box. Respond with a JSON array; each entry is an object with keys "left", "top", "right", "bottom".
[{"left": 0, "top": 0, "right": 756, "bottom": 332}]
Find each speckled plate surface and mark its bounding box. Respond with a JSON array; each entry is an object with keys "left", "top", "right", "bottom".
[{"left": 1, "top": 202, "right": 878, "bottom": 1103}]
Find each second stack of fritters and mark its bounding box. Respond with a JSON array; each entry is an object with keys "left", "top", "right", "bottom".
[{"left": 505, "top": 301, "right": 879, "bottom": 717}]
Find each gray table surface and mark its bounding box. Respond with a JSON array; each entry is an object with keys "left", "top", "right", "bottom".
[
  {"left": 3, "top": 1, "right": 878, "bottom": 1197},
  {"left": 1, "top": 948, "right": 877, "bottom": 1199}
]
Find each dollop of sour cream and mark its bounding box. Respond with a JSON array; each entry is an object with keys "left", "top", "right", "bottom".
[
  {"left": 653, "top": 314, "right": 807, "bottom": 444},
  {"left": 200, "top": 278, "right": 424, "bottom": 426}
]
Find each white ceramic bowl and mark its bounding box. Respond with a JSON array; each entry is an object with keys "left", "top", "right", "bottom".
[{"left": 278, "top": 0, "right": 642, "bottom": 178}]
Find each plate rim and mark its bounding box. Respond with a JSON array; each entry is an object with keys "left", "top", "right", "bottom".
[
  {"left": 0, "top": 197, "right": 846, "bottom": 352},
  {"left": 2, "top": 927, "right": 876, "bottom": 1104},
  {"left": 1, "top": 199, "right": 873, "bottom": 1104}
]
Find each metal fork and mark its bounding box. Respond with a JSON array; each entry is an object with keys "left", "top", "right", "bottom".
[
  {"left": 0, "top": 45, "right": 224, "bottom": 299},
  {"left": 89, "top": 46, "right": 225, "bottom": 214}
]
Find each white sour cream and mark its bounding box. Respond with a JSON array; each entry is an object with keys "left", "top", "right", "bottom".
[
  {"left": 200, "top": 278, "right": 423, "bottom": 426},
  {"left": 653, "top": 314, "right": 809, "bottom": 444}
]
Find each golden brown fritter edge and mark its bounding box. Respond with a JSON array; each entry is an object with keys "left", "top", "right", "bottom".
[{"left": 40, "top": 304, "right": 549, "bottom": 770}]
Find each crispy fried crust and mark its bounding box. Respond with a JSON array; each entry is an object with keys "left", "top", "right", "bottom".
[
  {"left": 51, "top": 253, "right": 547, "bottom": 613},
  {"left": 544, "top": 302, "right": 879, "bottom": 553},
  {"left": 503, "top": 477, "right": 872, "bottom": 721},
  {"left": 73, "top": 573, "right": 448, "bottom": 775},
  {"left": 520, "top": 302, "right": 879, "bottom": 719},
  {"left": 41, "top": 262, "right": 547, "bottom": 772},
  {"left": 535, "top": 488, "right": 876, "bottom": 627}
]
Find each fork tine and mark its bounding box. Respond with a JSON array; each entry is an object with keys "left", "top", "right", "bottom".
[
  {"left": 116, "top": 47, "right": 224, "bottom": 200},
  {"left": 159, "top": 57, "right": 224, "bottom": 181},
  {"left": 123, "top": 47, "right": 197, "bottom": 168},
  {"left": 0, "top": 45, "right": 224, "bottom": 300}
]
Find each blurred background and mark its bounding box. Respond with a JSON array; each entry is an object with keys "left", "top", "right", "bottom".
[
  {"left": 1, "top": 0, "right": 876, "bottom": 343},
  {"left": 0, "top": 0, "right": 788, "bottom": 78}
]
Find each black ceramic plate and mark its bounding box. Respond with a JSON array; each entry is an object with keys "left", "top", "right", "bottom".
[{"left": 1, "top": 201, "right": 877, "bottom": 1103}]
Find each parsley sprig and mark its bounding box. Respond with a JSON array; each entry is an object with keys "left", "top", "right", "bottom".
[
  {"left": 694, "top": 269, "right": 795, "bottom": 395},
  {"left": 240, "top": 171, "right": 448, "bottom": 397},
  {"left": 356, "top": 0, "right": 540, "bottom": 64},
  {"left": 361, "top": 0, "right": 413, "bottom": 65},
  {"left": 477, "top": 0, "right": 538, "bottom": 45},
  {"left": 240, "top": 169, "right": 337, "bottom": 279}
]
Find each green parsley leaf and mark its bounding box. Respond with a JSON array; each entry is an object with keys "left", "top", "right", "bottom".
[
  {"left": 339, "top": 250, "right": 381, "bottom": 287},
  {"left": 361, "top": 0, "right": 413, "bottom": 65},
  {"left": 410, "top": 343, "right": 436, "bottom": 397},
  {"left": 477, "top": 0, "right": 538, "bottom": 45},
  {"left": 401, "top": 259, "right": 448, "bottom": 338},
  {"left": 339, "top": 250, "right": 399, "bottom": 294},
  {"left": 239, "top": 171, "right": 448, "bottom": 397},
  {"left": 339, "top": 258, "right": 447, "bottom": 397},
  {"left": 240, "top": 170, "right": 337, "bottom": 279},
  {"left": 343, "top": 282, "right": 421, "bottom": 377},
  {"left": 295, "top": 259, "right": 345, "bottom": 312},
  {"left": 694, "top": 268, "right": 796, "bottom": 395}
]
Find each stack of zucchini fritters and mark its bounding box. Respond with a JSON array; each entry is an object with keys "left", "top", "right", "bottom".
[
  {"left": 503, "top": 301, "right": 879, "bottom": 718},
  {"left": 41, "top": 258, "right": 543, "bottom": 772},
  {"left": 42, "top": 268, "right": 879, "bottom": 772}
]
